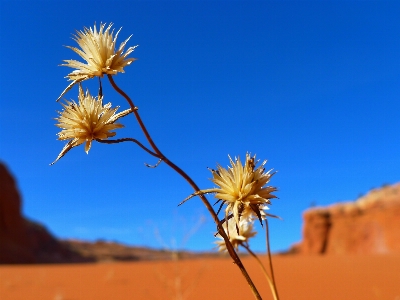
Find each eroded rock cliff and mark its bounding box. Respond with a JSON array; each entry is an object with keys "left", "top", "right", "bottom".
[
  {"left": 0, "top": 163, "right": 92, "bottom": 264},
  {"left": 298, "top": 183, "right": 400, "bottom": 254}
]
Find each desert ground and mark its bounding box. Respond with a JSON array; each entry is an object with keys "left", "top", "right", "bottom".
[{"left": 1, "top": 254, "right": 399, "bottom": 300}]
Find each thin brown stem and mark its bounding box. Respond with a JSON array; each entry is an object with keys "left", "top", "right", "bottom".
[
  {"left": 242, "top": 244, "right": 278, "bottom": 300},
  {"left": 265, "top": 219, "right": 280, "bottom": 300},
  {"left": 107, "top": 75, "right": 262, "bottom": 299},
  {"left": 96, "top": 138, "right": 160, "bottom": 158},
  {"left": 108, "top": 75, "right": 162, "bottom": 155}
]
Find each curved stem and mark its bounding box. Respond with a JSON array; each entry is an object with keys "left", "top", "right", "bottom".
[
  {"left": 108, "top": 75, "right": 162, "bottom": 155},
  {"left": 96, "top": 138, "right": 160, "bottom": 158},
  {"left": 108, "top": 75, "right": 261, "bottom": 299},
  {"left": 265, "top": 219, "right": 280, "bottom": 300},
  {"left": 242, "top": 244, "right": 278, "bottom": 300}
]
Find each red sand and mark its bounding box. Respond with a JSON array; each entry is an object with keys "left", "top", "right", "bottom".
[{"left": 1, "top": 255, "right": 399, "bottom": 299}]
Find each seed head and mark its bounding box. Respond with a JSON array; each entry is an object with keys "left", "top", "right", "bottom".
[
  {"left": 52, "top": 85, "right": 131, "bottom": 164},
  {"left": 57, "top": 22, "right": 138, "bottom": 101}
]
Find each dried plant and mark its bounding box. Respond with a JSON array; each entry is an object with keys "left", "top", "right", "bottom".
[
  {"left": 181, "top": 154, "right": 277, "bottom": 228},
  {"left": 51, "top": 22, "right": 280, "bottom": 300},
  {"left": 57, "top": 22, "right": 138, "bottom": 101},
  {"left": 52, "top": 84, "right": 131, "bottom": 164}
]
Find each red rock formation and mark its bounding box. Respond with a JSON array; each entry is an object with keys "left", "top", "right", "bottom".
[
  {"left": 298, "top": 183, "right": 400, "bottom": 254},
  {"left": 301, "top": 209, "right": 331, "bottom": 254},
  {"left": 0, "top": 163, "right": 35, "bottom": 263},
  {"left": 0, "top": 162, "right": 92, "bottom": 264}
]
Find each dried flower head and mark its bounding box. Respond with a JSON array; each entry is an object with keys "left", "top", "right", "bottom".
[
  {"left": 182, "top": 154, "right": 277, "bottom": 227},
  {"left": 52, "top": 85, "right": 132, "bottom": 164},
  {"left": 57, "top": 22, "right": 138, "bottom": 101},
  {"left": 215, "top": 218, "right": 257, "bottom": 252}
]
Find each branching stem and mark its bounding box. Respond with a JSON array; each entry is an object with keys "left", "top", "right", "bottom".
[
  {"left": 96, "top": 138, "right": 160, "bottom": 158},
  {"left": 107, "top": 74, "right": 262, "bottom": 299}
]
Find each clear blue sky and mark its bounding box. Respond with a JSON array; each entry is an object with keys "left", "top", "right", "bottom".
[{"left": 1, "top": 0, "right": 399, "bottom": 253}]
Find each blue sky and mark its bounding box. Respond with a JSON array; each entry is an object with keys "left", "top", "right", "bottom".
[{"left": 0, "top": 0, "right": 399, "bottom": 253}]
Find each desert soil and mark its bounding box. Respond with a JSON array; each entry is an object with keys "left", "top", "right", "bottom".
[{"left": 1, "top": 254, "right": 399, "bottom": 300}]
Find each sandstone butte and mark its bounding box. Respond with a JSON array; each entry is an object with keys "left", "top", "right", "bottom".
[{"left": 293, "top": 182, "right": 400, "bottom": 255}]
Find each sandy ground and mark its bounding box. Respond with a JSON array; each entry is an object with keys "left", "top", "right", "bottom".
[{"left": 1, "top": 254, "right": 399, "bottom": 300}]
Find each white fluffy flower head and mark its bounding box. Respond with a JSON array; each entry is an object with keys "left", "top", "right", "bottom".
[
  {"left": 52, "top": 85, "right": 132, "bottom": 164},
  {"left": 57, "top": 22, "right": 138, "bottom": 101},
  {"left": 182, "top": 153, "right": 277, "bottom": 228}
]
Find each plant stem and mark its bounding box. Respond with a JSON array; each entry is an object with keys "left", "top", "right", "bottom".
[
  {"left": 107, "top": 75, "right": 262, "bottom": 299},
  {"left": 242, "top": 244, "right": 278, "bottom": 300},
  {"left": 265, "top": 219, "right": 280, "bottom": 300},
  {"left": 96, "top": 138, "right": 160, "bottom": 158}
]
